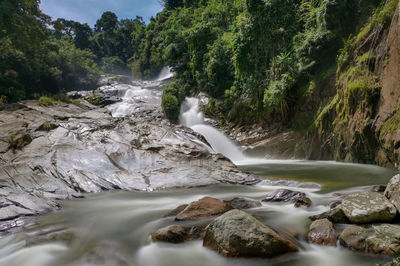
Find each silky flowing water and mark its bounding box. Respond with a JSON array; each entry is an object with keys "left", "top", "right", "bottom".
[{"left": 0, "top": 72, "right": 396, "bottom": 266}]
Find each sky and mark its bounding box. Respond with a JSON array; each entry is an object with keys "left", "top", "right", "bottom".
[{"left": 40, "top": 0, "right": 163, "bottom": 26}]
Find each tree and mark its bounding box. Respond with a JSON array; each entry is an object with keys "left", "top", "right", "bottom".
[{"left": 95, "top": 11, "right": 118, "bottom": 33}]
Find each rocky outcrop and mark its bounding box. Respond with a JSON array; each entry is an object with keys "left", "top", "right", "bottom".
[
  {"left": 203, "top": 209, "right": 298, "bottom": 257},
  {"left": 175, "top": 197, "right": 232, "bottom": 221},
  {"left": 263, "top": 189, "right": 312, "bottom": 208},
  {"left": 341, "top": 192, "right": 397, "bottom": 223},
  {"left": 151, "top": 225, "right": 205, "bottom": 244},
  {"left": 384, "top": 174, "right": 400, "bottom": 212},
  {"left": 339, "top": 224, "right": 400, "bottom": 256},
  {"left": 0, "top": 81, "right": 258, "bottom": 234},
  {"left": 308, "top": 219, "right": 337, "bottom": 246}
]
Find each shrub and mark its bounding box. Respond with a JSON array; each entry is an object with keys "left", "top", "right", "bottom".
[
  {"left": 37, "top": 122, "right": 58, "bottom": 132},
  {"left": 38, "top": 96, "right": 55, "bottom": 107},
  {"left": 7, "top": 133, "right": 32, "bottom": 150},
  {"left": 162, "top": 93, "right": 180, "bottom": 123},
  {"left": 87, "top": 94, "right": 102, "bottom": 106}
]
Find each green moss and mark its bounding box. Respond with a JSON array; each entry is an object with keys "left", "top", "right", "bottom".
[
  {"left": 354, "top": 0, "right": 399, "bottom": 44},
  {"left": 7, "top": 133, "right": 32, "bottom": 150},
  {"left": 357, "top": 50, "right": 375, "bottom": 64},
  {"left": 37, "top": 122, "right": 58, "bottom": 132},
  {"left": 87, "top": 94, "right": 102, "bottom": 106},
  {"left": 38, "top": 96, "right": 55, "bottom": 107},
  {"left": 381, "top": 108, "right": 400, "bottom": 137},
  {"left": 71, "top": 99, "right": 84, "bottom": 108},
  {"left": 314, "top": 94, "right": 339, "bottom": 128}
]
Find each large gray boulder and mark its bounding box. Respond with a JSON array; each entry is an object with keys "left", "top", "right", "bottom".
[
  {"left": 203, "top": 209, "right": 298, "bottom": 257},
  {"left": 308, "top": 219, "right": 337, "bottom": 246},
  {"left": 341, "top": 192, "right": 397, "bottom": 223},
  {"left": 339, "top": 224, "right": 400, "bottom": 256},
  {"left": 384, "top": 174, "right": 400, "bottom": 213}
]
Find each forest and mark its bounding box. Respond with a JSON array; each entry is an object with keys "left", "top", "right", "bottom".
[{"left": 1, "top": 0, "right": 399, "bottom": 130}]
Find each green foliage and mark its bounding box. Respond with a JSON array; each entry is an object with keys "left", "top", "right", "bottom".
[
  {"left": 7, "top": 133, "right": 32, "bottom": 150},
  {"left": 37, "top": 122, "right": 58, "bottom": 132},
  {"left": 38, "top": 96, "right": 55, "bottom": 107},
  {"left": 87, "top": 94, "right": 102, "bottom": 106},
  {"left": 162, "top": 93, "right": 180, "bottom": 123},
  {"left": 381, "top": 108, "right": 400, "bottom": 137},
  {"left": 204, "top": 97, "right": 221, "bottom": 118}
]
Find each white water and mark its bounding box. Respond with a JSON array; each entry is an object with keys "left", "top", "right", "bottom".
[
  {"left": 156, "top": 67, "right": 174, "bottom": 81},
  {"left": 179, "top": 97, "right": 248, "bottom": 163}
]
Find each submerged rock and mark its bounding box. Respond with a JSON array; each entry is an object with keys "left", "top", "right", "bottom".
[
  {"left": 263, "top": 189, "right": 312, "bottom": 208},
  {"left": 384, "top": 174, "right": 400, "bottom": 213},
  {"left": 203, "top": 209, "right": 298, "bottom": 257},
  {"left": 175, "top": 197, "right": 232, "bottom": 221},
  {"left": 223, "top": 197, "right": 261, "bottom": 210},
  {"left": 151, "top": 225, "right": 205, "bottom": 244},
  {"left": 163, "top": 204, "right": 188, "bottom": 218},
  {"left": 341, "top": 192, "right": 397, "bottom": 224},
  {"left": 308, "top": 219, "right": 337, "bottom": 246},
  {"left": 339, "top": 224, "right": 400, "bottom": 256}
]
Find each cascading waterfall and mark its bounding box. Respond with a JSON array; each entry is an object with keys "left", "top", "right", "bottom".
[
  {"left": 156, "top": 67, "right": 174, "bottom": 81},
  {"left": 179, "top": 97, "right": 247, "bottom": 163}
]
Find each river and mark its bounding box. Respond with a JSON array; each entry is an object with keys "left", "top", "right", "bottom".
[{"left": 0, "top": 70, "right": 396, "bottom": 266}]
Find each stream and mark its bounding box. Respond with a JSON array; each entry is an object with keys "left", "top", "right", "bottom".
[{"left": 0, "top": 70, "right": 396, "bottom": 266}]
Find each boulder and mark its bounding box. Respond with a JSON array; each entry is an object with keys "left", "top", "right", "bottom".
[
  {"left": 384, "top": 174, "right": 400, "bottom": 212},
  {"left": 339, "top": 224, "right": 400, "bottom": 256},
  {"left": 341, "top": 192, "right": 397, "bottom": 223},
  {"left": 163, "top": 204, "right": 188, "bottom": 218},
  {"left": 203, "top": 209, "right": 298, "bottom": 257},
  {"left": 151, "top": 225, "right": 205, "bottom": 244},
  {"left": 309, "top": 206, "right": 350, "bottom": 224},
  {"left": 223, "top": 197, "right": 261, "bottom": 210},
  {"left": 308, "top": 219, "right": 337, "bottom": 246},
  {"left": 175, "top": 197, "right": 232, "bottom": 221},
  {"left": 263, "top": 189, "right": 312, "bottom": 208}
]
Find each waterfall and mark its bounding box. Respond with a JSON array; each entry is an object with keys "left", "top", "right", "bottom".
[
  {"left": 156, "top": 67, "right": 174, "bottom": 81},
  {"left": 179, "top": 97, "right": 246, "bottom": 163}
]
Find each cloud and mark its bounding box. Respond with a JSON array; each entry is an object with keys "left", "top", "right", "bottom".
[{"left": 40, "top": 0, "right": 163, "bottom": 26}]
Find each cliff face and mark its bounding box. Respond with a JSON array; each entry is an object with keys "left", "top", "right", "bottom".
[{"left": 308, "top": 2, "right": 400, "bottom": 168}]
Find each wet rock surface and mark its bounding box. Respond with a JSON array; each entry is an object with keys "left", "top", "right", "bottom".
[
  {"left": 339, "top": 224, "right": 400, "bottom": 256},
  {"left": 175, "top": 197, "right": 232, "bottom": 221},
  {"left": 203, "top": 209, "right": 298, "bottom": 257},
  {"left": 384, "top": 174, "right": 400, "bottom": 212},
  {"left": 0, "top": 81, "right": 258, "bottom": 233},
  {"left": 308, "top": 219, "right": 337, "bottom": 246},
  {"left": 224, "top": 197, "right": 262, "bottom": 210},
  {"left": 309, "top": 206, "right": 350, "bottom": 224},
  {"left": 341, "top": 192, "right": 397, "bottom": 223},
  {"left": 263, "top": 189, "right": 312, "bottom": 208},
  {"left": 151, "top": 225, "right": 205, "bottom": 244}
]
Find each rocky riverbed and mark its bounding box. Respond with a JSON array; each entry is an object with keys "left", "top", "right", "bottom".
[
  {"left": 0, "top": 77, "right": 257, "bottom": 236},
  {"left": 0, "top": 76, "right": 399, "bottom": 266}
]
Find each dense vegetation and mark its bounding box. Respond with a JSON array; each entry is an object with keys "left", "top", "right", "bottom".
[
  {"left": 136, "top": 0, "right": 395, "bottom": 126},
  {"left": 1, "top": 0, "right": 399, "bottom": 132},
  {"left": 0, "top": 0, "right": 145, "bottom": 102}
]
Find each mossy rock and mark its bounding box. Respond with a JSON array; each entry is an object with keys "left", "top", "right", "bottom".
[
  {"left": 37, "top": 122, "right": 58, "bottom": 132},
  {"left": 7, "top": 134, "right": 32, "bottom": 150}
]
